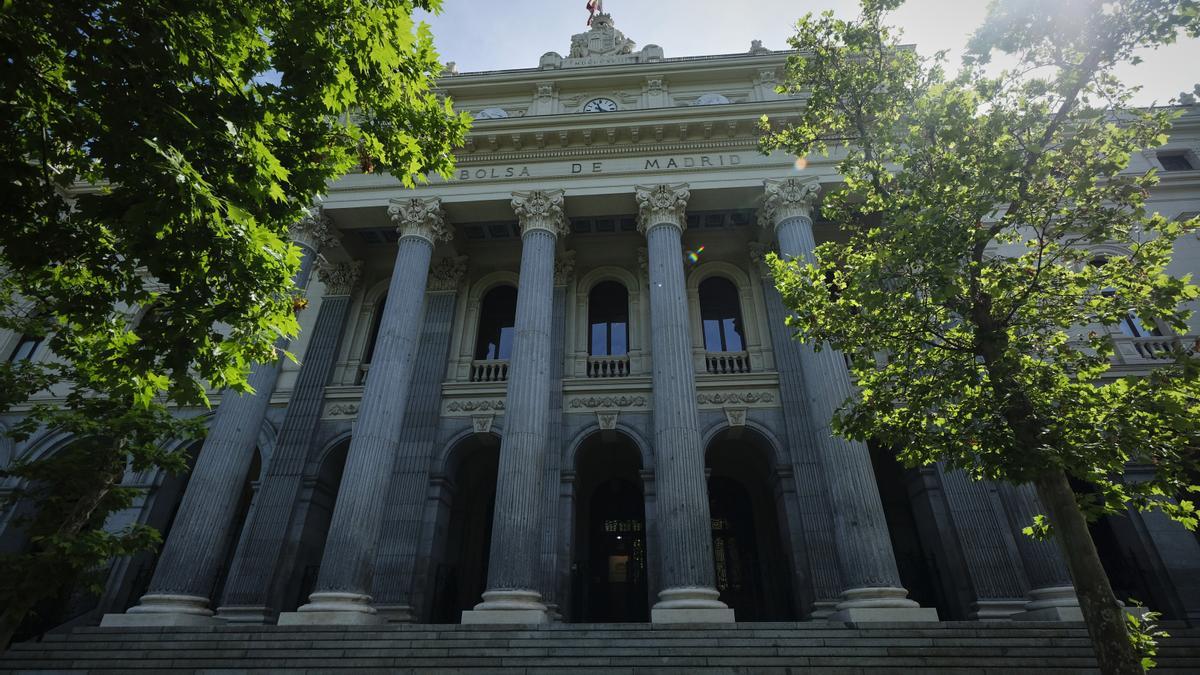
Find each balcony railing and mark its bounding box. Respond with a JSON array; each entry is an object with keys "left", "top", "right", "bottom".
[
  {"left": 587, "top": 354, "right": 630, "bottom": 378},
  {"left": 705, "top": 351, "right": 751, "bottom": 375},
  {"left": 470, "top": 359, "right": 509, "bottom": 383},
  {"left": 1115, "top": 335, "right": 1199, "bottom": 363}
]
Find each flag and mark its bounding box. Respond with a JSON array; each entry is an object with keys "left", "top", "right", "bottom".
[{"left": 587, "top": 0, "right": 603, "bottom": 25}]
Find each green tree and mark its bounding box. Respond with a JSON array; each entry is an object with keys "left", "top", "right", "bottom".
[
  {"left": 760, "top": 0, "right": 1200, "bottom": 672},
  {"left": 0, "top": 0, "right": 468, "bottom": 645}
]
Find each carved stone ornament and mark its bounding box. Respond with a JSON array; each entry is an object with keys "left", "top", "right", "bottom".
[
  {"left": 554, "top": 250, "right": 577, "bottom": 286},
  {"left": 760, "top": 177, "right": 820, "bottom": 230},
  {"left": 696, "top": 391, "right": 776, "bottom": 406},
  {"left": 472, "top": 415, "right": 494, "bottom": 434},
  {"left": 635, "top": 183, "right": 690, "bottom": 234},
  {"left": 724, "top": 407, "right": 748, "bottom": 428},
  {"left": 325, "top": 403, "right": 359, "bottom": 417},
  {"left": 747, "top": 241, "right": 774, "bottom": 279},
  {"left": 511, "top": 189, "right": 568, "bottom": 237},
  {"left": 596, "top": 411, "right": 619, "bottom": 431},
  {"left": 317, "top": 260, "right": 363, "bottom": 296},
  {"left": 427, "top": 255, "right": 469, "bottom": 293},
  {"left": 388, "top": 197, "right": 452, "bottom": 244},
  {"left": 290, "top": 206, "right": 340, "bottom": 252},
  {"left": 568, "top": 395, "right": 647, "bottom": 410},
  {"left": 568, "top": 13, "right": 635, "bottom": 58},
  {"left": 636, "top": 247, "right": 649, "bottom": 281},
  {"left": 446, "top": 399, "right": 506, "bottom": 414}
]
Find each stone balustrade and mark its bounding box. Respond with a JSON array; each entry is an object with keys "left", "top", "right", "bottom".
[
  {"left": 705, "top": 351, "right": 751, "bottom": 374},
  {"left": 470, "top": 359, "right": 510, "bottom": 382},
  {"left": 586, "top": 354, "right": 630, "bottom": 378}
]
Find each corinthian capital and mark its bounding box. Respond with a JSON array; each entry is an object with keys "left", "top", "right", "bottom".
[
  {"left": 760, "top": 177, "right": 820, "bottom": 230},
  {"left": 317, "top": 260, "right": 363, "bottom": 296},
  {"left": 427, "top": 255, "right": 469, "bottom": 293},
  {"left": 290, "top": 206, "right": 340, "bottom": 252},
  {"left": 388, "top": 197, "right": 451, "bottom": 244},
  {"left": 511, "top": 189, "right": 568, "bottom": 237},
  {"left": 635, "top": 183, "right": 690, "bottom": 234}
]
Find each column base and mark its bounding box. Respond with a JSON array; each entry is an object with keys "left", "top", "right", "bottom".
[
  {"left": 969, "top": 599, "right": 1026, "bottom": 621},
  {"left": 277, "top": 592, "right": 385, "bottom": 626},
  {"left": 101, "top": 594, "right": 216, "bottom": 627},
  {"left": 828, "top": 586, "right": 939, "bottom": 623},
  {"left": 1011, "top": 585, "right": 1082, "bottom": 622},
  {"left": 460, "top": 590, "right": 552, "bottom": 625},
  {"left": 214, "top": 606, "right": 278, "bottom": 624},
  {"left": 651, "top": 586, "right": 735, "bottom": 624},
  {"left": 809, "top": 600, "right": 839, "bottom": 619}
]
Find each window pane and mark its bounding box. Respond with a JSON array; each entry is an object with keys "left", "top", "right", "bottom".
[
  {"left": 590, "top": 323, "right": 609, "bottom": 356},
  {"left": 498, "top": 326, "right": 515, "bottom": 359},
  {"left": 703, "top": 319, "right": 724, "bottom": 352},
  {"left": 611, "top": 321, "right": 627, "bottom": 355},
  {"left": 475, "top": 286, "right": 518, "bottom": 360},
  {"left": 9, "top": 336, "right": 40, "bottom": 362},
  {"left": 723, "top": 318, "right": 744, "bottom": 352}
]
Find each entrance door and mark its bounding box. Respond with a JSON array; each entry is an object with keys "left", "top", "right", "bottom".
[
  {"left": 585, "top": 479, "right": 648, "bottom": 622},
  {"left": 708, "top": 476, "right": 763, "bottom": 616}
]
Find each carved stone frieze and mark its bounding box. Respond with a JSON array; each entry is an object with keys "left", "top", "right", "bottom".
[
  {"left": 635, "top": 183, "right": 690, "bottom": 233},
  {"left": 444, "top": 398, "right": 506, "bottom": 415},
  {"left": 427, "top": 255, "right": 469, "bottom": 293},
  {"left": 290, "top": 206, "right": 340, "bottom": 252},
  {"left": 511, "top": 189, "right": 568, "bottom": 237},
  {"left": 325, "top": 403, "right": 359, "bottom": 417},
  {"left": 316, "top": 260, "right": 362, "bottom": 296},
  {"left": 567, "top": 395, "right": 647, "bottom": 410},
  {"left": 388, "top": 197, "right": 452, "bottom": 244},
  {"left": 696, "top": 391, "right": 777, "bottom": 407},
  {"left": 554, "top": 250, "right": 577, "bottom": 286},
  {"left": 760, "top": 177, "right": 820, "bottom": 229}
]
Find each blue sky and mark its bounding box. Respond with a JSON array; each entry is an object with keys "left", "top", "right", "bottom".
[{"left": 416, "top": 0, "right": 1200, "bottom": 105}]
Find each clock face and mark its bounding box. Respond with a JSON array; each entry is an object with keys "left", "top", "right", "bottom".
[{"left": 582, "top": 97, "right": 618, "bottom": 113}]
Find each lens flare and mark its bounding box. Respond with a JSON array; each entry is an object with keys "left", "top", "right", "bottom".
[
  {"left": 794, "top": 156, "right": 809, "bottom": 171},
  {"left": 685, "top": 245, "right": 705, "bottom": 264}
]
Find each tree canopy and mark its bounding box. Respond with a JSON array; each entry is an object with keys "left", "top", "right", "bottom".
[
  {"left": 761, "top": 0, "right": 1200, "bottom": 671},
  {"left": 0, "top": 0, "right": 468, "bottom": 643}
]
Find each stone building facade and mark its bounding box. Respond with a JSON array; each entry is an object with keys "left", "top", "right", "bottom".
[{"left": 4, "top": 14, "right": 1200, "bottom": 631}]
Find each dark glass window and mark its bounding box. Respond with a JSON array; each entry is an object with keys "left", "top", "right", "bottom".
[
  {"left": 475, "top": 285, "right": 518, "bottom": 360},
  {"left": 8, "top": 334, "right": 42, "bottom": 362},
  {"left": 588, "top": 281, "right": 629, "bottom": 357},
  {"left": 1091, "top": 257, "right": 1162, "bottom": 338},
  {"left": 363, "top": 294, "right": 387, "bottom": 365},
  {"left": 699, "top": 277, "right": 746, "bottom": 352},
  {"left": 1159, "top": 153, "right": 1195, "bottom": 171}
]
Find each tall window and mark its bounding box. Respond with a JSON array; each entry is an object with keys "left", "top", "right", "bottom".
[
  {"left": 475, "top": 285, "right": 518, "bottom": 360},
  {"left": 588, "top": 281, "right": 629, "bottom": 357},
  {"left": 699, "top": 277, "right": 746, "bottom": 352},
  {"left": 7, "top": 334, "right": 42, "bottom": 362}
]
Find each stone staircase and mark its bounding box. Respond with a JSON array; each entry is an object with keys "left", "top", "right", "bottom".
[{"left": 3, "top": 621, "right": 1199, "bottom": 673}]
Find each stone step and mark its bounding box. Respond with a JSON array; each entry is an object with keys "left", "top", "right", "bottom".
[{"left": 5, "top": 624, "right": 1199, "bottom": 674}]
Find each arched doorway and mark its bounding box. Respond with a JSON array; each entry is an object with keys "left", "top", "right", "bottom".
[
  {"left": 430, "top": 435, "right": 499, "bottom": 623},
  {"left": 285, "top": 438, "right": 350, "bottom": 611},
  {"left": 571, "top": 431, "right": 649, "bottom": 622},
  {"left": 705, "top": 428, "right": 796, "bottom": 620}
]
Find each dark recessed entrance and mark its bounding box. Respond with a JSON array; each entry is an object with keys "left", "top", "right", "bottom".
[
  {"left": 706, "top": 429, "right": 796, "bottom": 620},
  {"left": 430, "top": 436, "right": 499, "bottom": 623},
  {"left": 571, "top": 432, "right": 648, "bottom": 622}
]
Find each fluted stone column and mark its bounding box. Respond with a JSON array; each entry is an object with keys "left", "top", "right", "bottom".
[
  {"left": 461, "top": 190, "right": 567, "bottom": 625},
  {"left": 998, "top": 482, "right": 1083, "bottom": 620},
  {"left": 637, "top": 184, "right": 734, "bottom": 624},
  {"left": 279, "top": 197, "right": 450, "bottom": 625},
  {"left": 372, "top": 255, "right": 468, "bottom": 622},
  {"left": 102, "top": 209, "right": 330, "bottom": 627},
  {"left": 761, "top": 178, "right": 936, "bottom": 622},
  {"left": 538, "top": 253, "right": 572, "bottom": 619},
  {"left": 214, "top": 260, "right": 362, "bottom": 623}
]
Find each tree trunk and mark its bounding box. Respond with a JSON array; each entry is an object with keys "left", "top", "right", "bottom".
[{"left": 1035, "top": 468, "right": 1143, "bottom": 675}]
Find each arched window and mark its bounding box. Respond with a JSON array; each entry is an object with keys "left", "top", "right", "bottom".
[
  {"left": 588, "top": 282, "right": 629, "bottom": 357},
  {"left": 475, "top": 285, "right": 518, "bottom": 361},
  {"left": 699, "top": 277, "right": 746, "bottom": 353},
  {"left": 357, "top": 294, "right": 387, "bottom": 385},
  {"left": 8, "top": 334, "right": 43, "bottom": 362}
]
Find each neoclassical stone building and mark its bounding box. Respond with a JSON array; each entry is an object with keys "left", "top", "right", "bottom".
[{"left": 4, "top": 14, "right": 1200, "bottom": 632}]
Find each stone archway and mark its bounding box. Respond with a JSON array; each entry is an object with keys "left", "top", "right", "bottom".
[
  {"left": 570, "top": 430, "right": 649, "bottom": 622},
  {"left": 705, "top": 428, "right": 797, "bottom": 620}
]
